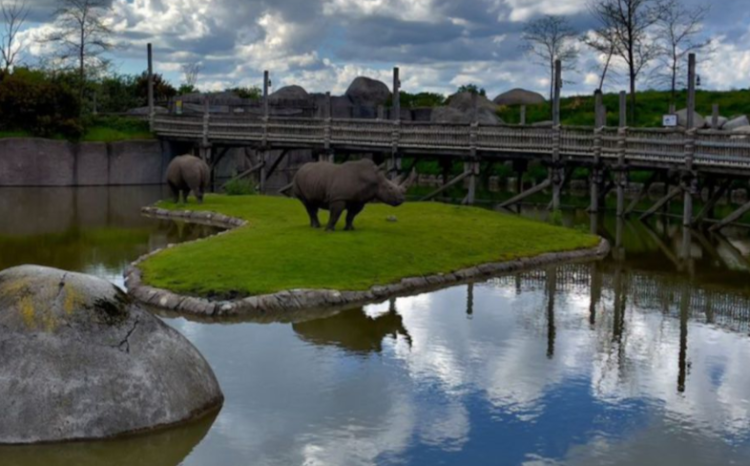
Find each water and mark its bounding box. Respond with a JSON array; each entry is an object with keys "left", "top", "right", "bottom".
[{"left": 2, "top": 187, "right": 750, "bottom": 465}]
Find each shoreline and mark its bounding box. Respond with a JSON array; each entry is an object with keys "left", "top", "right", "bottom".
[{"left": 125, "top": 206, "right": 610, "bottom": 318}]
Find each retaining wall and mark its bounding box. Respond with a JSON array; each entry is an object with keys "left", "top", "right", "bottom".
[{"left": 0, "top": 138, "right": 169, "bottom": 187}]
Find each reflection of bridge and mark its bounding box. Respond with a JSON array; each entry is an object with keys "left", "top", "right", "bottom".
[{"left": 490, "top": 263, "right": 750, "bottom": 334}]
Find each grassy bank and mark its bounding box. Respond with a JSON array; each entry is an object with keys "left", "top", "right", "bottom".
[
  {"left": 138, "top": 195, "right": 599, "bottom": 297},
  {"left": 0, "top": 116, "right": 153, "bottom": 142},
  {"left": 497, "top": 89, "right": 750, "bottom": 127}
]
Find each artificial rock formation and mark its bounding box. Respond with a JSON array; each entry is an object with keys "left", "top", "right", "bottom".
[
  {"left": 345, "top": 77, "right": 392, "bottom": 107},
  {"left": 493, "top": 88, "right": 546, "bottom": 106},
  {"left": 0, "top": 265, "right": 223, "bottom": 444}
]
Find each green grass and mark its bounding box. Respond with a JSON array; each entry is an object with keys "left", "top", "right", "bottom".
[
  {"left": 497, "top": 89, "right": 750, "bottom": 127},
  {"left": 138, "top": 195, "right": 599, "bottom": 297},
  {"left": 81, "top": 126, "right": 153, "bottom": 142},
  {"left": 0, "top": 130, "right": 32, "bottom": 138}
]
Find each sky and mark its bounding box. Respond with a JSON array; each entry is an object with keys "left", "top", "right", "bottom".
[{"left": 10, "top": 0, "right": 750, "bottom": 98}]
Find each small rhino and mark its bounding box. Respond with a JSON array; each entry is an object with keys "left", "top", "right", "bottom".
[
  {"left": 293, "top": 159, "right": 416, "bottom": 231},
  {"left": 166, "top": 155, "right": 210, "bottom": 203}
]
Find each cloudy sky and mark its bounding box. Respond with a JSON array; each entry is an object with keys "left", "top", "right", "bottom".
[{"left": 12, "top": 0, "right": 750, "bottom": 97}]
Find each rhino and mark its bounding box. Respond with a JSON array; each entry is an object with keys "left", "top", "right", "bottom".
[
  {"left": 292, "top": 159, "right": 415, "bottom": 231},
  {"left": 166, "top": 155, "right": 210, "bottom": 203}
]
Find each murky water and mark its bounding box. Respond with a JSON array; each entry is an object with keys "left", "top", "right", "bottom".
[{"left": 2, "top": 187, "right": 750, "bottom": 465}]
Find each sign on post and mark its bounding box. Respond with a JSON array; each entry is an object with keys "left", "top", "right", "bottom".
[
  {"left": 176, "top": 100, "right": 183, "bottom": 115},
  {"left": 662, "top": 114, "right": 678, "bottom": 127}
]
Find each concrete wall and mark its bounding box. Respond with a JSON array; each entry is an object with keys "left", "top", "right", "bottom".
[{"left": 0, "top": 138, "right": 169, "bottom": 187}]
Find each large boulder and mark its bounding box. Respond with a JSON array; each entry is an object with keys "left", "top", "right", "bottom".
[
  {"left": 493, "top": 88, "right": 546, "bottom": 106},
  {"left": 345, "top": 77, "right": 392, "bottom": 107},
  {"left": 724, "top": 115, "right": 750, "bottom": 131},
  {"left": 446, "top": 91, "right": 499, "bottom": 113},
  {"left": 0, "top": 265, "right": 223, "bottom": 444},
  {"left": 430, "top": 106, "right": 503, "bottom": 125},
  {"left": 269, "top": 85, "right": 309, "bottom": 102},
  {"left": 676, "top": 108, "right": 706, "bottom": 128},
  {"left": 704, "top": 114, "right": 728, "bottom": 129}
]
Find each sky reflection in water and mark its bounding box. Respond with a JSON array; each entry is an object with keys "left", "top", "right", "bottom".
[{"left": 3, "top": 187, "right": 750, "bottom": 465}]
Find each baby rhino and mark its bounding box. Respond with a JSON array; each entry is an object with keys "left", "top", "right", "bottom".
[
  {"left": 293, "top": 159, "right": 415, "bottom": 231},
  {"left": 166, "top": 155, "right": 210, "bottom": 203}
]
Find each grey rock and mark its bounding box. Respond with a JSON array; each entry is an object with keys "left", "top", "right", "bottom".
[
  {"left": 493, "top": 88, "right": 545, "bottom": 106},
  {"left": 447, "top": 92, "right": 499, "bottom": 113},
  {"left": 269, "top": 85, "right": 310, "bottom": 102},
  {"left": 0, "top": 265, "right": 223, "bottom": 444},
  {"left": 430, "top": 106, "right": 502, "bottom": 125},
  {"left": 724, "top": 115, "right": 749, "bottom": 131},
  {"left": 345, "top": 77, "right": 391, "bottom": 107},
  {"left": 676, "top": 108, "right": 705, "bottom": 128},
  {"left": 705, "top": 115, "right": 728, "bottom": 129}
]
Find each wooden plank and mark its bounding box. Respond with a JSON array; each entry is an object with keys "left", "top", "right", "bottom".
[
  {"left": 709, "top": 199, "right": 750, "bottom": 232},
  {"left": 420, "top": 171, "right": 471, "bottom": 201},
  {"left": 498, "top": 178, "right": 552, "bottom": 209},
  {"left": 639, "top": 188, "right": 682, "bottom": 221},
  {"left": 220, "top": 162, "right": 265, "bottom": 190}
]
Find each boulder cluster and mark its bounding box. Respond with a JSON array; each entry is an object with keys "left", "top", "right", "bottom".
[{"left": 674, "top": 109, "right": 750, "bottom": 134}]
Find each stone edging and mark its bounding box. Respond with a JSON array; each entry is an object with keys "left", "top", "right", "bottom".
[{"left": 125, "top": 206, "right": 611, "bottom": 318}]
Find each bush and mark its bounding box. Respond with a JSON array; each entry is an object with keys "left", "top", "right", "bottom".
[
  {"left": 223, "top": 177, "right": 256, "bottom": 195},
  {"left": 0, "top": 68, "right": 82, "bottom": 138}
]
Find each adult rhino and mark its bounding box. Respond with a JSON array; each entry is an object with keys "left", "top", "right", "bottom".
[
  {"left": 293, "top": 159, "right": 415, "bottom": 231},
  {"left": 166, "top": 155, "right": 210, "bottom": 203}
]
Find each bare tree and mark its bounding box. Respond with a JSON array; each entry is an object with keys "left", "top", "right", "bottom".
[
  {"left": 181, "top": 61, "right": 202, "bottom": 88},
  {"left": 521, "top": 15, "right": 579, "bottom": 102},
  {"left": 588, "top": 0, "right": 661, "bottom": 123},
  {"left": 582, "top": 28, "right": 620, "bottom": 92},
  {"left": 45, "top": 0, "right": 113, "bottom": 99},
  {"left": 1, "top": 0, "right": 29, "bottom": 72},
  {"left": 653, "top": 0, "right": 711, "bottom": 104}
]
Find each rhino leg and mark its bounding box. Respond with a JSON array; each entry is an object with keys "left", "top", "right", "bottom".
[
  {"left": 181, "top": 189, "right": 190, "bottom": 204},
  {"left": 344, "top": 203, "right": 365, "bottom": 231},
  {"left": 326, "top": 201, "right": 345, "bottom": 231},
  {"left": 169, "top": 182, "right": 180, "bottom": 203},
  {"left": 304, "top": 202, "right": 321, "bottom": 228},
  {"left": 195, "top": 187, "right": 204, "bottom": 204}
]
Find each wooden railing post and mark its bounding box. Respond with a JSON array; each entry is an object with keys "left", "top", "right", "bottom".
[
  {"left": 684, "top": 53, "right": 697, "bottom": 226},
  {"left": 466, "top": 121, "right": 479, "bottom": 205},
  {"left": 520, "top": 105, "right": 526, "bottom": 125},
  {"left": 147, "top": 43, "right": 154, "bottom": 132},
  {"left": 590, "top": 127, "right": 603, "bottom": 214},
  {"left": 202, "top": 96, "right": 210, "bottom": 148},
  {"left": 324, "top": 91, "right": 332, "bottom": 151},
  {"left": 392, "top": 67, "right": 401, "bottom": 121},
  {"left": 616, "top": 91, "right": 628, "bottom": 217},
  {"left": 712, "top": 104, "right": 720, "bottom": 129},
  {"left": 550, "top": 59, "right": 563, "bottom": 211}
]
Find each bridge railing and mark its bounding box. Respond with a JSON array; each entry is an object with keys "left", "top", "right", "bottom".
[{"left": 152, "top": 115, "right": 750, "bottom": 169}]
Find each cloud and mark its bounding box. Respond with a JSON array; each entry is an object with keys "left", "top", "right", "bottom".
[{"left": 11, "top": 0, "right": 750, "bottom": 95}]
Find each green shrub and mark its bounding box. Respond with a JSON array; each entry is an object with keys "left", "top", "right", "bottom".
[{"left": 223, "top": 177, "right": 256, "bottom": 195}]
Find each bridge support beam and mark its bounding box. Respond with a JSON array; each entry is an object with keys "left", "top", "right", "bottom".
[
  {"left": 624, "top": 171, "right": 659, "bottom": 216},
  {"left": 709, "top": 198, "right": 750, "bottom": 232},
  {"left": 464, "top": 160, "right": 479, "bottom": 205},
  {"left": 694, "top": 179, "right": 730, "bottom": 225},
  {"left": 421, "top": 170, "right": 472, "bottom": 202},
  {"left": 498, "top": 178, "right": 552, "bottom": 210},
  {"left": 640, "top": 187, "right": 682, "bottom": 221}
]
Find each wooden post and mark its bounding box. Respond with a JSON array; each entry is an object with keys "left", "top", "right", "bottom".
[
  {"left": 590, "top": 128, "right": 603, "bottom": 214},
  {"left": 520, "top": 105, "right": 526, "bottom": 125},
  {"left": 377, "top": 105, "right": 384, "bottom": 120},
  {"left": 392, "top": 67, "right": 400, "bottom": 121},
  {"left": 147, "top": 43, "right": 154, "bottom": 131},
  {"left": 684, "top": 54, "right": 697, "bottom": 226},
  {"left": 552, "top": 59, "right": 561, "bottom": 126},
  {"left": 551, "top": 59, "right": 562, "bottom": 211},
  {"left": 712, "top": 104, "right": 719, "bottom": 129},
  {"left": 324, "top": 91, "right": 332, "bottom": 152},
  {"left": 594, "top": 90, "right": 603, "bottom": 127},
  {"left": 687, "top": 54, "right": 696, "bottom": 129},
  {"left": 202, "top": 96, "right": 209, "bottom": 148},
  {"left": 263, "top": 70, "right": 270, "bottom": 119},
  {"left": 466, "top": 122, "right": 479, "bottom": 205},
  {"left": 616, "top": 91, "right": 627, "bottom": 217}
]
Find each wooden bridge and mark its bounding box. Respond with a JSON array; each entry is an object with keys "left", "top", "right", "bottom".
[{"left": 144, "top": 48, "right": 750, "bottom": 231}]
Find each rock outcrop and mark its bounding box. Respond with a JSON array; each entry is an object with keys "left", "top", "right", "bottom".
[
  {"left": 676, "top": 108, "right": 705, "bottom": 128},
  {"left": 493, "top": 88, "right": 546, "bottom": 106},
  {"left": 430, "top": 92, "right": 503, "bottom": 125},
  {"left": 0, "top": 265, "right": 223, "bottom": 444},
  {"left": 269, "top": 85, "right": 310, "bottom": 102},
  {"left": 345, "top": 77, "right": 392, "bottom": 107},
  {"left": 724, "top": 115, "right": 750, "bottom": 131}
]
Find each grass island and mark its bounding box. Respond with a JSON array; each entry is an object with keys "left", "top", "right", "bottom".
[{"left": 130, "top": 195, "right": 603, "bottom": 314}]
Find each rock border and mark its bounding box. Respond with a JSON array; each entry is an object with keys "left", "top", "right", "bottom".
[{"left": 125, "top": 206, "right": 611, "bottom": 318}]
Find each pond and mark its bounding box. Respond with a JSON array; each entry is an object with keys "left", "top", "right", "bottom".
[{"left": 2, "top": 186, "right": 750, "bottom": 466}]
